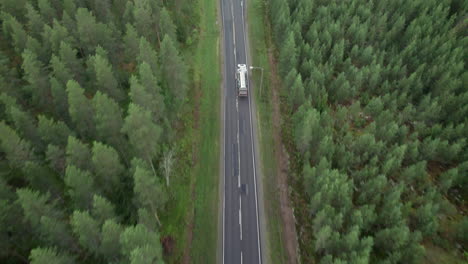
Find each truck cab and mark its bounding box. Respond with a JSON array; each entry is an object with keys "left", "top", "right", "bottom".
[{"left": 236, "top": 64, "right": 248, "bottom": 97}]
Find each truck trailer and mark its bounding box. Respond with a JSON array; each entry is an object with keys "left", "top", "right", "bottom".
[{"left": 236, "top": 64, "right": 248, "bottom": 97}]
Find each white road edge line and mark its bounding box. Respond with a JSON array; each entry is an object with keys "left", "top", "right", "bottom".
[
  {"left": 231, "top": 0, "right": 236, "bottom": 62},
  {"left": 236, "top": 97, "right": 240, "bottom": 189},
  {"left": 242, "top": 0, "right": 263, "bottom": 262},
  {"left": 239, "top": 208, "right": 242, "bottom": 240}
]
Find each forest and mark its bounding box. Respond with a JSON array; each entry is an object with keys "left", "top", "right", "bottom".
[
  {"left": 268, "top": 0, "right": 467, "bottom": 263},
  {"left": 0, "top": 0, "right": 198, "bottom": 263}
]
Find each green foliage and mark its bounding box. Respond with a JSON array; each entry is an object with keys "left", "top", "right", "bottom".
[
  {"left": 66, "top": 80, "right": 95, "bottom": 138},
  {"left": 21, "top": 49, "right": 51, "bottom": 109},
  {"left": 71, "top": 210, "right": 101, "bottom": 254},
  {"left": 91, "top": 141, "right": 124, "bottom": 194},
  {"left": 160, "top": 35, "right": 189, "bottom": 111},
  {"left": 122, "top": 103, "right": 162, "bottom": 161},
  {"left": 92, "top": 53, "right": 124, "bottom": 102},
  {"left": 133, "top": 166, "right": 168, "bottom": 223},
  {"left": 268, "top": 0, "right": 468, "bottom": 262},
  {"left": 120, "top": 224, "right": 164, "bottom": 262},
  {"left": 92, "top": 91, "right": 124, "bottom": 148},
  {"left": 64, "top": 166, "right": 95, "bottom": 210},
  {"left": 66, "top": 136, "right": 92, "bottom": 171},
  {"left": 100, "top": 219, "right": 123, "bottom": 261},
  {"left": 0, "top": 122, "right": 34, "bottom": 169},
  {"left": 37, "top": 115, "right": 71, "bottom": 147},
  {"left": 29, "top": 247, "right": 75, "bottom": 264},
  {"left": 0, "top": 0, "right": 194, "bottom": 262},
  {"left": 159, "top": 7, "right": 177, "bottom": 42}
]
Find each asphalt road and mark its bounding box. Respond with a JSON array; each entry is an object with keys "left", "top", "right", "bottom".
[{"left": 220, "top": 0, "right": 262, "bottom": 263}]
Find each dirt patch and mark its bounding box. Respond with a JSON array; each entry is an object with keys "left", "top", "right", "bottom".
[{"left": 267, "top": 47, "right": 299, "bottom": 264}]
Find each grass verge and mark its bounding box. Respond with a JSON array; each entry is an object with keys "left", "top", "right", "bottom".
[
  {"left": 160, "top": 0, "right": 220, "bottom": 262},
  {"left": 247, "top": 0, "right": 287, "bottom": 263},
  {"left": 190, "top": 0, "right": 221, "bottom": 262}
]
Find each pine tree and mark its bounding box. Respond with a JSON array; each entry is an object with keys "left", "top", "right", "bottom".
[
  {"left": 8, "top": 105, "right": 41, "bottom": 147},
  {"left": 64, "top": 165, "right": 95, "bottom": 210},
  {"left": 75, "top": 8, "right": 99, "bottom": 54},
  {"left": 38, "top": 0, "right": 56, "bottom": 23},
  {"left": 50, "top": 78, "right": 69, "bottom": 121},
  {"left": 122, "top": 103, "right": 162, "bottom": 166},
  {"left": 92, "top": 91, "right": 124, "bottom": 148},
  {"left": 279, "top": 32, "right": 298, "bottom": 75},
  {"left": 92, "top": 195, "right": 116, "bottom": 224},
  {"left": 25, "top": 3, "right": 45, "bottom": 39},
  {"left": 100, "top": 219, "right": 123, "bottom": 261},
  {"left": 46, "top": 144, "right": 66, "bottom": 173},
  {"left": 66, "top": 136, "right": 92, "bottom": 171},
  {"left": 2, "top": 14, "right": 27, "bottom": 54},
  {"left": 119, "top": 224, "right": 163, "bottom": 262},
  {"left": 159, "top": 7, "right": 177, "bottom": 41},
  {"left": 22, "top": 49, "right": 51, "bottom": 109},
  {"left": 91, "top": 142, "right": 124, "bottom": 194},
  {"left": 133, "top": 0, "right": 155, "bottom": 43},
  {"left": 43, "top": 20, "right": 73, "bottom": 55},
  {"left": 129, "top": 64, "right": 165, "bottom": 122},
  {"left": 37, "top": 115, "right": 71, "bottom": 147},
  {"left": 17, "top": 188, "right": 75, "bottom": 250},
  {"left": 66, "top": 80, "right": 95, "bottom": 138},
  {"left": 137, "top": 37, "right": 160, "bottom": 76},
  {"left": 92, "top": 0, "right": 112, "bottom": 23},
  {"left": 93, "top": 54, "right": 124, "bottom": 102},
  {"left": 160, "top": 35, "right": 189, "bottom": 110},
  {"left": 71, "top": 210, "right": 101, "bottom": 254},
  {"left": 0, "top": 122, "right": 33, "bottom": 169},
  {"left": 133, "top": 166, "right": 167, "bottom": 226},
  {"left": 123, "top": 24, "right": 139, "bottom": 62},
  {"left": 50, "top": 55, "right": 73, "bottom": 86},
  {"left": 29, "top": 247, "right": 75, "bottom": 264},
  {"left": 59, "top": 42, "right": 83, "bottom": 82}
]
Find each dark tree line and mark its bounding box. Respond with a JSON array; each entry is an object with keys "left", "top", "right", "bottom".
[
  {"left": 0, "top": 0, "right": 197, "bottom": 263},
  {"left": 268, "top": 0, "right": 467, "bottom": 263}
]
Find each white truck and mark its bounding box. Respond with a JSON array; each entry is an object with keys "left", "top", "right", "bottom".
[{"left": 236, "top": 64, "right": 248, "bottom": 97}]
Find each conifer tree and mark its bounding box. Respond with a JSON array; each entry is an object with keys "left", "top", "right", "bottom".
[
  {"left": 123, "top": 24, "right": 139, "bottom": 61},
  {"left": 133, "top": 166, "right": 167, "bottom": 226},
  {"left": 46, "top": 144, "right": 65, "bottom": 173},
  {"left": 100, "top": 219, "right": 123, "bottom": 261},
  {"left": 22, "top": 49, "right": 51, "bottom": 109},
  {"left": 93, "top": 54, "right": 124, "bottom": 102},
  {"left": 66, "top": 80, "right": 95, "bottom": 138},
  {"left": 160, "top": 35, "right": 189, "bottom": 110},
  {"left": 66, "top": 136, "right": 91, "bottom": 171},
  {"left": 37, "top": 115, "right": 71, "bottom": 147},
  {"left": 137, "top": 37, "right": 160, "bottom": 76},
  {"left": 29, "top": 247, "right": 75, "bottom": 264},
  {"left": 133, "top": 0, "right": 155, "bottom": 43},
  {"left": 122, "top": 103, "right": 162, "bottom": 168},
  {"left": 119, "top": 224, "right": 164, "bottom": 262},
  {"left": 71, "top": 210, "right": 101, "bottom": 254},
  {"left": 92, "top": 91, "right": 124, "bottom": 148},
  {"left": 91, "top": 142, "right": 124, "bottom": 194},
  {"left": 0, "top": 122, "right": 33, "bottom": 169},
  {"left": 64, "top": 165, "right": 95, "bottom": 210},
  {"left": 25, "top": 3, "right": 45, "bottom": 39},
  {"left": 92, "top": 195, "right": 116, "bottom": 224},
  {"left": 159, "top": 7, "right": 177, "bottom": 41}
]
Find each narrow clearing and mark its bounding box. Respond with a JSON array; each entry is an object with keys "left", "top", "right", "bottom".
[{"left": 267, "top": 47, "right": 299, "bottom": 264}]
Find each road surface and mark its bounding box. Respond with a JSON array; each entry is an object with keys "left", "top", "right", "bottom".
[{"left": 220, "top": 0, "right": 263, "bottom": 263}]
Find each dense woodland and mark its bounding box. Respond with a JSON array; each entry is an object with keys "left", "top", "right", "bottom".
[
  {"left": 268, "top": 0, "right": 467, "bottom": 263},
  {"left": 0, "top": 0, "right": 198, "bottom": 263}
]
